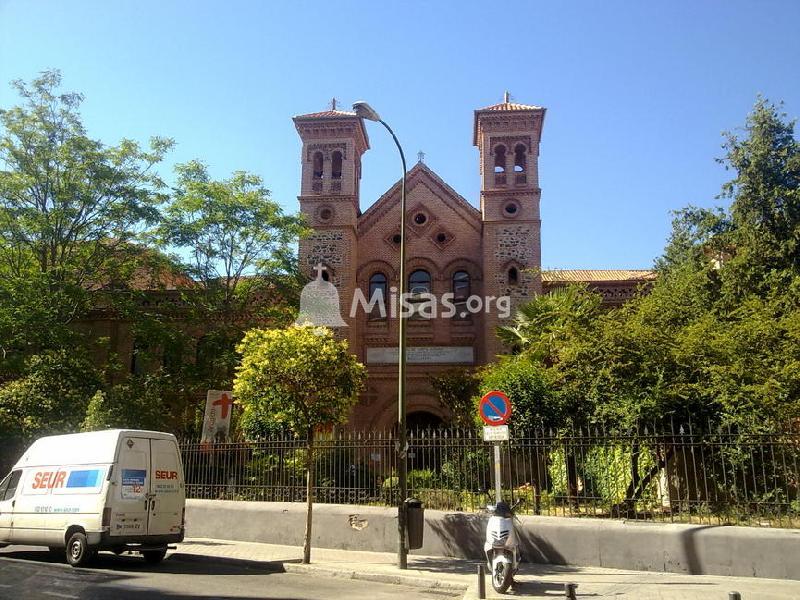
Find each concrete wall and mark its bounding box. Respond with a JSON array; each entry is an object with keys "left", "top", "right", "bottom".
[{"left": 185, "top": 499, "right": 800, "bottom": 580}]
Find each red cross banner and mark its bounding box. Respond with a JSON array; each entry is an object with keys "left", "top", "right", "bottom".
[{"left": 201, "top": 390, "right": 234, "bottom": 444}]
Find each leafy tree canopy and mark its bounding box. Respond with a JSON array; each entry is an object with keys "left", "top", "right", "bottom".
[
  {"left": 159, "top": 160, "right": 307, "bottom": 316},
  {"left": 234, "top": 325, "right": 365, "bottom": 437},
  {"left": 0, "top": 349, "right": 102, "bottom": 437},
  {"left": 0, "top": 69, "right": 173, "bottom": 284}
]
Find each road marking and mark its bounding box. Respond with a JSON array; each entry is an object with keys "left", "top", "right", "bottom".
[{"left": 42, "top": 592, "right": 79, "bottom": 599}]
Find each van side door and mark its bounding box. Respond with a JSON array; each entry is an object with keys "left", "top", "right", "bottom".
[
  {"left": 0, "top": 470, "right": 22, "bottom": 543},
  {"left": 147, "top": 438, "right": 185, "bottom": 536},
  {"left": 110, "top": 436, "right": 150, "bottom": 538}
]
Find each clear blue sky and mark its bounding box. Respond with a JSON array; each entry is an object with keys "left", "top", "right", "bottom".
[{"left": 1, "top": 0, "right": 798, "bottom": 269}]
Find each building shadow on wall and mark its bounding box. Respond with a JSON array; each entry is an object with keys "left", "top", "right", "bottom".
[{"left": 679, "top": 524, "right": 719, "bottom": 575}]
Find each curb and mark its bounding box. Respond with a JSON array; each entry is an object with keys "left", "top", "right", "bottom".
[
  {"left": 174, "top": 550, "right": 470, "bottom": 597},
  {"left": 282, "top": 562, "right": 468, "bottom": 593}
]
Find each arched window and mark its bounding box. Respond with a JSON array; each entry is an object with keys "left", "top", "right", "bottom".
[
  {"left": 368, "top": 272, "right": 388, "bottom": 320},
  {"left": 331, "top": 151, "right": 343, "bottom": 179},
  {"left": 452, "top": 270, "right": 470, "bottom": 301},
  {"left": 369, "top": 272, "right": 387, "bottom": 301},
  {"left": 514, "top": 144, "right": 526, "bottom": 172},
  {"left": 312, "top": 152, "right": 324, "bottom": 179},
  {"left": 321, "top": 269, "right": 330, "bottom": 282},
  {"left": 409, "top": 270, "right": 431, "bottom": 295},
  {"left": 508, "top": 267, "right": 519, "bottom": 285},
  {"left": 493, "top": 145, "right": 506, "bottom": 173}
]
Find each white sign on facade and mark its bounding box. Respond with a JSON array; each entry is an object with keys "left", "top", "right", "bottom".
[
  {"left": 483, "top": 425, "right": 510, "bottom": 442},
  {"left": 201, "top": 390, "right": 234, "bottom": 444},
  {"left": 366, "top": 346, "right": 474, "bottom": 365}
]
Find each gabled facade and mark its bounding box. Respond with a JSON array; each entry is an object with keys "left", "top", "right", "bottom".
[{"left": 294, "top": 97, "right": 650, "bottom": 429}]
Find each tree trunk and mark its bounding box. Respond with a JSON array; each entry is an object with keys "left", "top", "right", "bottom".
[
  {"left": 612, "top": 444, "right": 675, "bottom": 517},
  {"left": 302, "top": 426, "right": 315, "bottom": 564},
  {"left": 630, "top": 440, "right": 641, "bottom": 501}
]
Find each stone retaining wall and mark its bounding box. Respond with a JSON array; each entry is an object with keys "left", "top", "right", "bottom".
[{"left": 185, "top": 499, "right": 800, "bottom": 580}]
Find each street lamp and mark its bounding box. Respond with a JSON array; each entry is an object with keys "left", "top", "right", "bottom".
[{"left": 353, "top": 100, "right": 409, "bottom": 570}]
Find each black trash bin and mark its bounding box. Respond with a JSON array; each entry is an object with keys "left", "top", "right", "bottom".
[{"left": 405, "top": 498, "right": 424, "bottom": 550}]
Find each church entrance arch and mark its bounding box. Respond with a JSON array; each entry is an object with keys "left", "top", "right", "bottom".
[
  {"left": 407, "top": 410, "right": 444, "bottom": 431},
  {"left": 370, "top": 394, "right": 449, "bottom": 431}
]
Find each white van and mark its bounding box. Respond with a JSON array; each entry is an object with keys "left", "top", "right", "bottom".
[{"left": 0, "top": 429, "right": 185, "bottom": 567}]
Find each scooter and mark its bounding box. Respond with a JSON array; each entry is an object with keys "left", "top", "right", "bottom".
[{"left": 483, "top": 499, "right": 520, "bottom": 593}]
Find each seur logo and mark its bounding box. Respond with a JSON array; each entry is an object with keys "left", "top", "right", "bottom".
[{"left": 32, "top": 469, "right": 101, "bottom": 489}]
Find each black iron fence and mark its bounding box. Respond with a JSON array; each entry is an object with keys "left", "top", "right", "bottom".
[{"left": 179, "top": 421, "right": 800, "bottom": 528}]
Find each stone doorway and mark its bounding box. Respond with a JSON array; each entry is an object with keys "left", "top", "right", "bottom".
[{"left": 407, "top": 410, "right": 444, "bottom": 431}]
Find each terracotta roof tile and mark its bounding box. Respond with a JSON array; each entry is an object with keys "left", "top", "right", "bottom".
[
  {"left": 542, "top": 269, "right": 656, "bottom": 283},
  {"left": 477, "top": 101, "right": 543, "bottom": 112},
  {"left": 294, "top": 109, "right": 358, "bottom": 119}
]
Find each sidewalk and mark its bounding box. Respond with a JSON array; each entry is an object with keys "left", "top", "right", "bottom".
[{"left": 174, "top": 537, "right": 800, "bottom": 599}]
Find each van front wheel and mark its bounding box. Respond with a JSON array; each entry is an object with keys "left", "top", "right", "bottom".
[
  {"left": 65, "top": 532, "right": 95, "bottom": 567},
  {"left": 142, "top": 549, "right": 167, "bottom": 565}
]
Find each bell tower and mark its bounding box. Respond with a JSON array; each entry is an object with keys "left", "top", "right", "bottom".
[
  {"left": 475, "top": 93, "right": 546, "bottom": 359},
  {"left": 293, "top": 102, "right": 370, "bottom": 344}
]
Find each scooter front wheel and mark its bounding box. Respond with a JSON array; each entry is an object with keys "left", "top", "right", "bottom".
[{"left": 491, "top": 555, "right": 514, "bottom": 593}]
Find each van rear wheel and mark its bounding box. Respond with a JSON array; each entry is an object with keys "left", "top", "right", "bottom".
[
  {"left": 142, "top": 549, "right": 167, "bottom": 565},
  {"left": 65, "top": 532, "right": 95, "bottom": 567}
]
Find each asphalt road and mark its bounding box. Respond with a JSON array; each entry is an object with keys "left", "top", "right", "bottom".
[{"left": 0, "top": 546, "right": 458, "bottom": 600}]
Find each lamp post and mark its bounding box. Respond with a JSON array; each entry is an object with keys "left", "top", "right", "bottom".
[{"left": 353, "top": 100, "right": 409, "bottom": 569}]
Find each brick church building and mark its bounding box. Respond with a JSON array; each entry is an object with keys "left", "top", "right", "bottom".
[{"left": 295, "top": 96, "right": 653, "bottom": 429}]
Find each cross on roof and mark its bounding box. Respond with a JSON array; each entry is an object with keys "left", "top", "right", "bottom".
[
  {"left": 330, "top": 97, "right": 338, "bottom": 110},
  {"left": 417, "top": 150, "right": 425, "bottom": 164}
]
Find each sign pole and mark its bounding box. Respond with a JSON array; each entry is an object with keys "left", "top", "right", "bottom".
[
  {"left": 493, "top": 443, "right": 502, "bottom": 504},
  {"left": 479, "top": 390, "right": 512, "bottom": 506}
]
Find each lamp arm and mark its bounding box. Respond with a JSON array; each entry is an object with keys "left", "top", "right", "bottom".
[{"left": 379, "top": 120, "right": 407, "bottom": 175}]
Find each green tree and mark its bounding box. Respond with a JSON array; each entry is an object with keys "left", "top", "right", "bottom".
[
  {"left": 477, "top": 358, "right": 562, "bottom": 430},
  {"left": 81, "top": 374, "right": 169, "bottom": 432},
  {"left": 234, "top": 325, "right": 365, "bottom": 563},
  {"left": 0, "top": 70, "right": 173, "bottom": 284},
  {"left": 160, "top": 160, "right": 305, "bottom": 318},
  {"left": 0, "top": 70, "right": 173, "bottom": 378},
  {"left": 429, "top": 368, "right": 479, "bottom": 427},
  {"left": 0, "top": 273, "right": 88, "bottom": 380},
  {"left": 0, "top": 349, "right": 102, "bottom": 438},
  {"left": 722, "top": 98, "right": 800, "bottom": 282},
  {"left": 158, "top": 160, "right": 307, "bottom": 392},
  {"left": 498, "top": 285, "right": 603, "bottom": 362}
]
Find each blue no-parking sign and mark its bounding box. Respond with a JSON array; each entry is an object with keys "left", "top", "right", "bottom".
[{"left": 479, "top": 390, "right": 512, "bottom": 425}]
